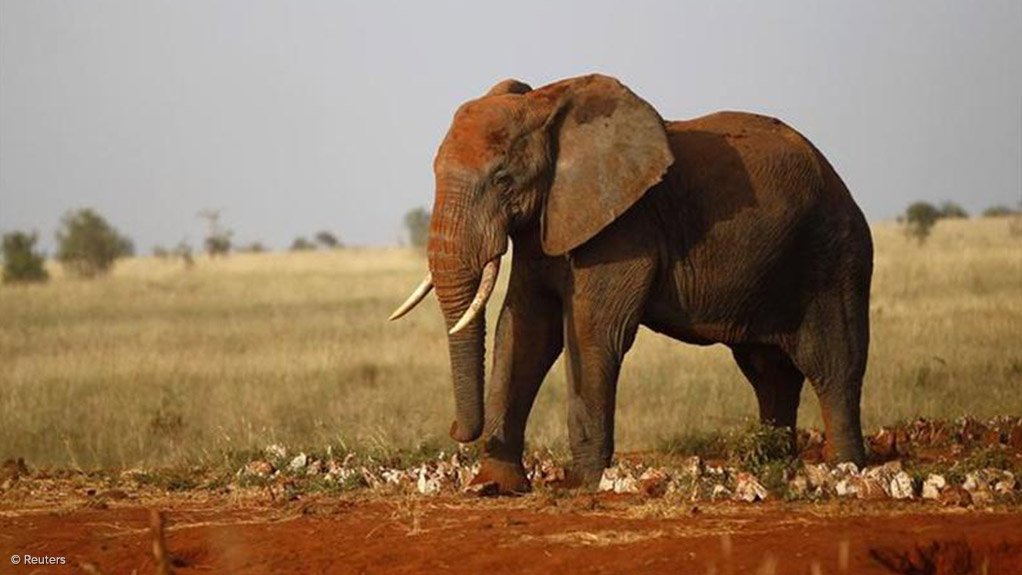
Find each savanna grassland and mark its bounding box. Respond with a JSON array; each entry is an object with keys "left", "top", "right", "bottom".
[{"left": 1, "top": 218, "right": 1020, "bottom": 470}]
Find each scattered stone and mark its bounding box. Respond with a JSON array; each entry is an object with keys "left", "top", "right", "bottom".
[
  {"left": 733, "top": 472, "right": 768, "bottom": 502},
  {"left": 940, "top": 486, "right": 973, "bottom": 508},
  {"left": 681, "top": 456, "right": 703, "bottom": 478},
  {"left": 264, "top": 444, "right": 287, "bottom": 460},
  {"left": 922, "top": 474, "right": 947, "bottom": 500},
  {"left": 869, "top": 427, "right": 898, "bottom": 459},
  {"left": 288, "top": 453, "right": 308, "bottom": 473},
  {"left": 711, "top": 484, "right": 731, "bottom": 500},
  {"left": 889, "top": 471, "right": 915, "bottom": 499},
  {"left": 243, "top": 460, "right": 274, "bottom": 478},
  {"left": 804, "top": 463, "right": 830, "bottom": 489},
  {"left": 638, "top": 468, "right": 669, "bottom": 498},
  {"left": 852, "top": 476, "right": 888, "bottom": 500},
  {"left": 598, "top": 466, "right": 639, "bottom": 494},
  {"left": 787, "top": 474, "right": 809, "bottom": 498},
  {"left": 465, "top": 481, "right": 499, "bottom": 497}
]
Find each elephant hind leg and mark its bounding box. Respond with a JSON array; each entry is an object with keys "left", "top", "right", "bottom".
[
  {"left": 731, "top": 344, "right": 805, "bottom": 451},
  {"left": 786, "top": 290, "right": 870, "bottom": 466}
]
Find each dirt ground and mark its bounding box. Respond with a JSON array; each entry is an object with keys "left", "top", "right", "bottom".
[{"left": 2, "top": 493, "right": 1021, "bottom": 575}]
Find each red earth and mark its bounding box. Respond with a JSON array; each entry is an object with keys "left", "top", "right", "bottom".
[{"left": 2, "top": 493, "right": 1021, "bottom": 575}]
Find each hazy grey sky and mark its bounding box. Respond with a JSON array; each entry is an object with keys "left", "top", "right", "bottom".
[{"left": 2, "top": 1, "right": 1020, "bottom": 251}]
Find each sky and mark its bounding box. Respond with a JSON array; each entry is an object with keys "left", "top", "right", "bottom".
[{"left": 1, "top": 1, "right": 1020, "bottom": 251}]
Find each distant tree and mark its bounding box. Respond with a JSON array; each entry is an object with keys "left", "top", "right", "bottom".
[
  {"left": 152, "top": 245, "right": 170, "bottom": 259},
  {"left": 938, "top": 201, "right": 969, "bottom": 219},
  {"left": 175, "top": 241, "right": 195, "bottom": 268},
  {"left": 204, "top": 233, "right": 232, "bottom": 257},
  {"left": 56, "top": 209, "right": 133, "bottom": 278},
  {"left": 315, "top": 231, "right": 342, "bottom": 249},
  {"left": 903, "top": 201, "right": 940, "bottom": 244},
  {"left": 403, "top": 207, "right": 430, "bottom": 248},
  {"left": 239, "top": 241, "right": 267, "bottom": 253},
  {"left": 290, "top": 237, "right": 316, "bottom": 251},
  {"left": 198, "top": 209, "right": 232, "bottom": 257},
  {"left": 982, "top": 205, "right": 1017, "bottom": 218},
  {"left": 2, "top": 231, "right": 49, "bottom": 284}
]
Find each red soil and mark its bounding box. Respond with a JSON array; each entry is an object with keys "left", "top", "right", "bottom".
[{"left": 2, "top": 494, "right": 1020, "bottom": 575}]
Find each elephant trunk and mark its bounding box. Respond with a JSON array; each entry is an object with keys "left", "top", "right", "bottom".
[{"left": 428, "top": 182, "right": 488, "bottom": 443}]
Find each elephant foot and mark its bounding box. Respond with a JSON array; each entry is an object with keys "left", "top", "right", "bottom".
[
  {"left": 563, "top": 465, "right": 605, "bottom": 491},
  {"left": 824, "top": 437, "right": 866, "bottom": 468},
  {"left": 469, "top": 458, "right": 530, "bottom": 495}
]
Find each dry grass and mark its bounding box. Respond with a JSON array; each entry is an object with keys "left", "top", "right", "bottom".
[{"left": 1, "top": 219, "right": 1020, "bottom": 469}]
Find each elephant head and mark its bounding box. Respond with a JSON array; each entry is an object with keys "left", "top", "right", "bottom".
[{"left": 390, "top": 74, "right": 674, "bottom": 442}]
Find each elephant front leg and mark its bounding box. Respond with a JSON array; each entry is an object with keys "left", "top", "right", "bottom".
[
  {"left": 562, "top": 304, "right": 643, "bottom": 489},
  {"left": 474, "top": 288, "right": 562, "bottom": 494}
]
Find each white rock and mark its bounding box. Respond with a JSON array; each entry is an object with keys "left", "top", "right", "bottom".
[
  {"left": 598, "top": 468, "right": 618, "bottom": 492},
  {"left": 711, "top": 484, "right": 731, "bottom": 500},
  {"left": 681, "top": 456, "right": 703, "bottom": 478},
  {"left": 835, "top": 479, "right": 856, "bottom": 497},
  {"left": 804, "top": 463, "right": 830, "bottom": 489},
  {"left": 889, "top": 471, "right": 915, "bottom": 499},
  {"left": 416, "top": 465, "right": 441, "bottom": 495},
  {"left": 835, "top": 462, "right": 860, "bottom": 476},
  {"left": 733, "top": 473, "right": 768, "bottom": 502},
  {"left": 264, "top": 444, "right": 287, "bottom": 460},
  {"left": 922, "top": 474, "right": 946, "bottom": 499},
  {"left": 288, "top": 453, "right": 308, "bottom": 473}
]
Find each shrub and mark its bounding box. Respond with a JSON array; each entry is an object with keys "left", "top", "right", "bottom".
[
  {"left": 205, "top": 233, "right": 232, "bottom": 257},
  {"left": 55, "top": 209, "right": 133, "bottom": 278},
  {"left": 239, "top": 241, "right": 267, "bottom": 253},
  {"left": 290, "top": 237, "right": 316, "bottom": 251},
  {"left": 403, "top": 207, "right": 430, "bottom": 248},
  {"left": 938, "top": 201, "right": 969, "bottom": 219},
  {"left": 982, "top": 205, "right": 1017, "bottom": 218},
  {"left": 2, "top": 231, "right": 49, "bottom": 284},
  {"left": 315, "top": 231, "right": 342, "bottom": 249},
  {"left": 903, "top": 201, "right": 940, "bottom": 244}
]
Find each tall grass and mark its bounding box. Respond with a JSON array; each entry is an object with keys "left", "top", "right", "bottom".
[{"left": 1, "top": 219, "right": 1019, "bottom": 468}]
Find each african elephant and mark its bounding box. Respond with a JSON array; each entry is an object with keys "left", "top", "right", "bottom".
[{"left": 391, "top": 74, "right": 872, "bottom": 493}]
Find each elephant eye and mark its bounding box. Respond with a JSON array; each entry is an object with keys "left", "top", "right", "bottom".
[{"left": 492, "top": 170, "right": 513, "bottom": 190}]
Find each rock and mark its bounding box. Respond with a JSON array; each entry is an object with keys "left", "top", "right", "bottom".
[
  {"left": 264, "top": 444, "right": 287, "bottom": 460},
  {"left": 788, "top": 474, "right": 809, "bottom": 498},
  {"left": 835, "top": 462, "right": 860, "bottom": 476},
  {"left": 940, "top": 486, "right": 973, "bottom": 507},
  {"left": 243, "top": 460, "right": 274, "bottom": 477},
  {"left": 288, "top": 453, "right": 308, "bottom": 473},
  {"left": 835, "top": 479, "right": 855, "bottom": 497},
  {"left": 889, "top": 471, "right": 915, "bottom": 499},
  {"left": 598, "top": 466, "right": 639, "bottom": 494},
  {"left": 638, "top": 468, "right": 669, "bottom": 498},
  {"left": 804, "top": 463, "right": 830, "bottom": 489},
  {"left": 733, "top": 472, "right": 768, "bottom": 502},
  {"left": 922, "top": 474, "right": 947, "bottom": 500},
  {"left": 869, "top": 427, "right": 898, "bottom": 459},
  {"left": 416, "top": 464, "right": 441, "bottom": 495},
  {"left": 711, "top": 484, "right": 731, "bottom": 500},
  {"left": 852, "top": 477, "right": 888, "bottom": 500},
  {"left": 681, "top": 456, "right": 703, "bottom": 478}
]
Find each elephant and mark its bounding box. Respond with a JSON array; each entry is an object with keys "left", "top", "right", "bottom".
[{"left": 391, "top": 74, "right": 873, "bottom": 493}]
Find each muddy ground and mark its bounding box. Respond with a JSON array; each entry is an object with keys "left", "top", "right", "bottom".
[{"left": 2, "top": 494, "right": 1022, "bottom": 575}]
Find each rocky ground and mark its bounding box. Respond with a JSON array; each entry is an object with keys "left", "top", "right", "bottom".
[{"left": 2, "top": 417, "right": 1021, "bottom": 574}]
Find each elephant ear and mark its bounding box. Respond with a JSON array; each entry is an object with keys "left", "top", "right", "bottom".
[{"left": 537, "top": 74, "right": 674, "bottom": 256}]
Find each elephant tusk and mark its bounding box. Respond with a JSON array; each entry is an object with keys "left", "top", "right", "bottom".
[
  {"left": 448, "top": 258, "right": 500, "bottom": 335},
  {"left": 388, "top": 273, "right": 434, "bottom": 321}
]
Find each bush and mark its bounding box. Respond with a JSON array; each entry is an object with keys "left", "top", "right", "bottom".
[
  {"left": 205, "top": 233, "right": 232, "bottom": 257},
  {"left": 239, "top": 241, "right": 267, "bottom": 253},
  {"left": 315, "top": 231, "right": 342, "bottom": 249},
  {"left": 938, "top": 201, "right": 969, "bottom": 219},
  {"left": 2, "top": 231, "right": 49, "bottom": 284},
  {"left": 290, "top": 237, "right": 316, "bottom": 251},
  {"left": 403, "top": 207, "right": 430, "bottom": 248},
  {"left": 982, "top": 205, "right": 1017, "bottom": 218},
  {"left": 903, "top": 201, "right": 940, "bottom": 244},
  {"left": 55, "top": 209, "right": 133, "bottom": 278}
]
